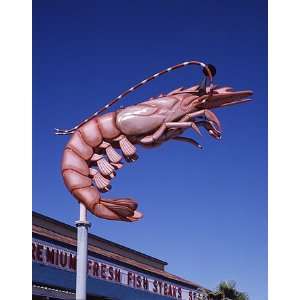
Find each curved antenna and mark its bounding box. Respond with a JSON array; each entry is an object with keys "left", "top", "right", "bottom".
[{"left": 55, "top": 60, "right": 214, "bottom": 135}]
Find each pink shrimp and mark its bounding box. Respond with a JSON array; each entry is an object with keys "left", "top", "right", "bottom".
[{"left": 58, "top": 61, "right": 252, "bottom": 222}]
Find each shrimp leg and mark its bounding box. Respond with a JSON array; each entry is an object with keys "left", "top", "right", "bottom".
[
  {"left": 172, "top": 136, "right": 203, "bottom": 149},
  {"left": 139, "top": 121, "right": 201, "bottom": 144}
]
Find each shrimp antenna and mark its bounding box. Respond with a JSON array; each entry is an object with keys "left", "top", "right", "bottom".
[{"left": 55, "top": 60, "right": 214, "bottom": 135}]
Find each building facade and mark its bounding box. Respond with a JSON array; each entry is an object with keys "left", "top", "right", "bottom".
[{"left": 32, "top": 212, "right": 209, "bottom": 300}]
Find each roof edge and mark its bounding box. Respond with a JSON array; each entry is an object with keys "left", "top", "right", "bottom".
[{"left": 32, "top": 211, "right": 167, "bottom": 266}]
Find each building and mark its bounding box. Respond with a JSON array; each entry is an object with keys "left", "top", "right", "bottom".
[{"left": 32, "top": 211, "right": 210, "bottom": 300}]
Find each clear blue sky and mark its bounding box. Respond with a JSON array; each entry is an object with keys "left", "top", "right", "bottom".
[{"left": 33, "top": 1, "right": 267, "bottom": 299}]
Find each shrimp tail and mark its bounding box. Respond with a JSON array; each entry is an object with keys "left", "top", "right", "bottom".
[{"left": 61, "top": 119, "right": 143, "bottom": 222}]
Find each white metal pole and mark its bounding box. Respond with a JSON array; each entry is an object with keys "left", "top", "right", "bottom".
[{"left": 75, "top": 203, "right": 91, "bottom": 300}]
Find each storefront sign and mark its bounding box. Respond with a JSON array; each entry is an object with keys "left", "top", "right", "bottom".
[{"left": 32, "top": 239, "right": 201, "bottom": 300}]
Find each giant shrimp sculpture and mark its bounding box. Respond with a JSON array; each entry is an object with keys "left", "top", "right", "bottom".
[{"left": 55, "top": 61, "right": 252, "bottom": 222}]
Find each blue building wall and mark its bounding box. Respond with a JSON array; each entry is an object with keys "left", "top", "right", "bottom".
[{"left": 33, "top": 262, "right": 182, "bottom": 300}]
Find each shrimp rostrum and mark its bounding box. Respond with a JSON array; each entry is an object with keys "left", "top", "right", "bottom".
[{"left": 56, "top": 61, "right": 253, "bottom": 222}]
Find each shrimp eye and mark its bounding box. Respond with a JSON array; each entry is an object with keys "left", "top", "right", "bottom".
[{"left": 203, "top": 64, "right": 216, "bottom": 77}]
